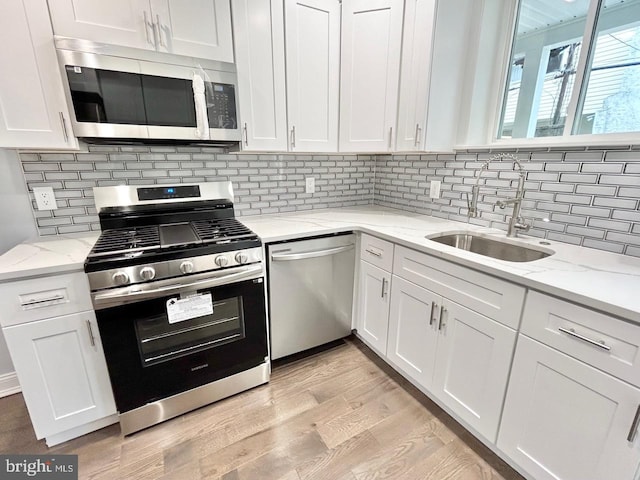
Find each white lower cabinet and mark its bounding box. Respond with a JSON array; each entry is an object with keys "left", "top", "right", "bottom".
[
  {"left": 432, "top": 300, "right": 516, "bottom": 441},
  {"left": 386, "top": 274, "right": 516, "bottom": 441},
  {"left": 356, "top": 261, "right": 392, "bottom": 356},
  {"left": 386, "top": 275, "right": 439, "bottom": 389},
  {"left": 3, "top": 311, "right": 116, "bottom": 444},
  {"left": 498, "top": 335, "right": 640, "bottom": 480}
]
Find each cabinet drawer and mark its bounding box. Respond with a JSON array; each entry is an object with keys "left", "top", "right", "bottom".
[
  {"left": 360, "top": 233, "right": 394, "bottom": 271},
  {"left": 0, "top": 272, "right": 92, "bottom": 327},
  {"left": 522, "top": 291, "right": 640, "bottom": 387},
  {"left": 393, "top": 246, "right": 525, "bottom": 329}
]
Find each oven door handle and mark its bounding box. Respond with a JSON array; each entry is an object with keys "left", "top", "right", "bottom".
[
  {"left": 270, "top": 244, "right": 354, "bottom": 262},
  {"left": 92, "top": 264, "right": 263, "bottom": 309}
]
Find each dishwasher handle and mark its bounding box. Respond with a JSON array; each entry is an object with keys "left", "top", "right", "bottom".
[{"left": 271, "top": 244, "right": 354, "bottom": 262}]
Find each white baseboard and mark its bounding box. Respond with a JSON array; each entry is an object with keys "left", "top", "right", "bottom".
[{"left": 0, "top": 371, "right": 21, "bottom": 398}]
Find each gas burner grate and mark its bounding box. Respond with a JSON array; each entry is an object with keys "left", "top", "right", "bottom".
[
  {"left": 88, "top": 226, "right": 160, "bottom": 258},
  {"left": 191, "top": 218, "right": 259, "bottom": 244}
]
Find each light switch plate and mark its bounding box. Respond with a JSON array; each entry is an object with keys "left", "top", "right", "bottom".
[
  {"left": 429, "top": 180, "right": 441, "bottom": 199},
  {"left": 33, "top": 186, "right": 58, "bottom": 210},
  {"left": 305, "top": 177, "right": 315, "bottom": 194}
]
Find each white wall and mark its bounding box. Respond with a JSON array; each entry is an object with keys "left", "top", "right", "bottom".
[{"left": 0, "top": 148, "right": 38, "bottom": 376}]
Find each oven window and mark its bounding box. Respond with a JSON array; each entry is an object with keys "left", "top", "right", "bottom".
[{"left": 134, "top": 296, "right": 245, "bottom": 366}]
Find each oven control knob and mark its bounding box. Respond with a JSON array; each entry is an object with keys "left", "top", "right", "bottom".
[
  {"left": 140, "top": 267, "right": 156, "bottom": 281},
  {"left": 112, "top": 271, "right": 129, "bottom": 286},
  {"left": 235, "top": 252, "right": 249, "bottom": 264},
  {"left": 180, "top": 261, "right": 194, "bottom": 274},
  {"left": 215, "top": 255, "right": 229, "bottom": 267}
]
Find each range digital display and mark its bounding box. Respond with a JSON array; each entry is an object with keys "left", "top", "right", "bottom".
[{"left": 137, "top": 185, "right": 201, "bottom": 201}]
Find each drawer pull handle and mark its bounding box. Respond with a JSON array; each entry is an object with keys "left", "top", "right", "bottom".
[
  {"left": 365, "top": 249, "right": 382, "bottom": 258},
  {"left": 438, "top": 305, "right": 447, "bottom": 331},
  {"left": 21, "top": 295, "right": 65, "bottom": 307},
  {"left": 558, "top": 327, "right": 611, "bottom": 351},
  {"left": 627, "top": 404, "right": 640, "bottom": 443},
  {"left": 429, "top": 302, "right": 436, "bottom": 326},
  {"left": 86, "top": 320, "right": 96, "bottom": 347}
]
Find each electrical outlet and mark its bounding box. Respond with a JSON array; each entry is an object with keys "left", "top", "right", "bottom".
[
  {"left": 33, "top": 186, "right": 58, "bottom": 211},
  {"left": 305, "top": 177, "right": 315, "bottom": 194},
  {"left": 429, "top": 180, "right": 441, "bottom": 199}
]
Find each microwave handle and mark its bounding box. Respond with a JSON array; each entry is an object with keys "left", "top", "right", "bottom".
[{"left": 192, "top": 73, "right": 210, "bottom": 140}]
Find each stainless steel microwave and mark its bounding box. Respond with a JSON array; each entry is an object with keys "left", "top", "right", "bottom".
[{"left": 55, "top": 40, "right": 241, "bottom": 143}]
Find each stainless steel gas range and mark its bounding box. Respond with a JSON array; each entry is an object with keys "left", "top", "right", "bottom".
[{"left": 84, "top": 181, "right": 269, "bottom": 435}]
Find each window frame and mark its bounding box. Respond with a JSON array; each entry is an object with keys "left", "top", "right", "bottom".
[{"left": 484, "top": 0, "right": 640, "bottom": 148}]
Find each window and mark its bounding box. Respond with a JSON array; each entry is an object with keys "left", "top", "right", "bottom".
[{"left": 498, "top": 0, "right": 640, "bottom": 139}]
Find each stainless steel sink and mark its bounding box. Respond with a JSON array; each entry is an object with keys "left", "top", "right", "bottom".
[{"left": 426, "top": 232, "right": 554, "bottom": 262}]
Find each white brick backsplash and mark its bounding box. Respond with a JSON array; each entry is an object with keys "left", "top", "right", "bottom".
[
  {"left": 375, "top": 149, "right": 640, "bottom": 256},
  {"left": 17, "top": 145, "right": 640, "bottom": 255},
  {"left": 20, "top": 146, "right": 375, "bottom": 236}
]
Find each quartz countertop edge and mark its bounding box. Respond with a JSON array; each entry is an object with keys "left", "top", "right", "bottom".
[{"left": 0, "top": 206, "right": 638, "bottom": 324}]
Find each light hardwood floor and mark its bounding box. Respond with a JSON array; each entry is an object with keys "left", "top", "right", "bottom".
[{"left": 0, "top": 337, "right": 524, "bottom": 480}]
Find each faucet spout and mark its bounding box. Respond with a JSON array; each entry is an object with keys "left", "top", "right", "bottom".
[{"left": 466, "top": 153, "right": 530, "bottom": 237}]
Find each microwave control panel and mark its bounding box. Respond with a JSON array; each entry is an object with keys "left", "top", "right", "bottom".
[{"left": 207, "top": 83, "right": 238, "bottom": 130}]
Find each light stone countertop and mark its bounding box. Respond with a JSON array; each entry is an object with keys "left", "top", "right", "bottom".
[
  {"left": 0, "top": 205, "right": 638, "bottom": 324},
  {"left": 0, "top": 233, "right": 99, "bottom": 282}
]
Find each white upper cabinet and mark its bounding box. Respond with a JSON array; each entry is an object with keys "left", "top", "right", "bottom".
[
  {"left": 48, "top": 0, "right": 152, "bottom": 49},
  {"left": 232, "top": 0, "right": 288, "bottom": 151},
  {"left": 396, "top": 0, "right": 478, "bottom": 152},
  {"left": 0, "top": 0, "right": 77, "bottom": 149},
  {"left": 395, "top": 0, "right": 436, "bottom": 151},
  {"left": 48, "top": 0, "right": 234, "bottom": 62},
  {"left": 339, "top": 0, "right": 404, "bottom": 152},
  {"left": 150, "top": 0, "right": 234, "bottom": 62},
  {"left": 285, "top": 0, "right": 340, "bottom": 152}
]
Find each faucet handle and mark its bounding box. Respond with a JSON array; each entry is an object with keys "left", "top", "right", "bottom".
[{"left": 514, "top": 216, "right": 531, "bottom": 232}]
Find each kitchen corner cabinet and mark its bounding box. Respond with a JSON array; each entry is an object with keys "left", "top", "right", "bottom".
[
  {"left": 498, "top": 335, "right": 640, "bottom": 480},
  {"left": 0, "top": 272, "right": 116, "bottom": 446},
  {"left": 357, "top": 261, "right": 392, "bottom": 356},
  {"left": 231, "top": 0, "right": 288, "bottom": 151},
  {"left": 0, "top": 0, "right": 77, "bottom": 149},
  {"left": 48, "top": 0, "right": 234, "bottom": 62},
  {"left": 285, "top": 0, "right": 341, "bottom": 152},
  {"left": 339, "top": 0, "right": 404, "bottom": 152},
  {"left": 356, "top": 234, "right": 395, "bottom": 354}
]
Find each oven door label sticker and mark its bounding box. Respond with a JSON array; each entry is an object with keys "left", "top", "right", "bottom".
[{"left": 166, "top": 294, "right": 213, "bottom": 324}]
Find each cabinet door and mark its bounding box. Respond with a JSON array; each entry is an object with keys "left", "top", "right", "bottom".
[
  {"left": 432, "top": 300, "right": 516, "bottom": 442},
  {"left": 395, "top": 0, "right": 436, "bottom": 151},
  {"left": 498, "top": 335, "right": 640, "bottom": 480},
  {"left": 357, "top": 261, "right": 391, "bottom": 355},
  {"left": 285, "top": 0, "right": 340, "bottom": 152},
  {"left": 231, "top": 0, "right": 288, "bottom": 151},
  {"left": 47, "top": 0, "right": 152, "bottom": 50},
  {"left": 3, "top": 312, "right": 116, "bottom": 440},
  {"left": 386, "top": 275, "right": 439, "bottom": 389},
  {"left": 339, "top": 0, "right": 404, "bottom": 152},
  {"left": 0, "top": 0, "right": 77, "bottom": 149},
  {"left": 151, "top": 0, "right": 234, "bottom": 62}
]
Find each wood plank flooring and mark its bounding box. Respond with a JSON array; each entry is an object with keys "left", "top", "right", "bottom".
[{"left": 0, "top": 337, "right": 524, "bottom": 480}]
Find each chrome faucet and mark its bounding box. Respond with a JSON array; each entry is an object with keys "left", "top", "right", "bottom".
[{"left": 466, "top": 153, "right": 531, "bottom": 237}]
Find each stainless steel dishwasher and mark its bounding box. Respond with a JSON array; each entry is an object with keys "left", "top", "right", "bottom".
[{"left": 267, "top": 233, "right": 356, "bottom": 359}]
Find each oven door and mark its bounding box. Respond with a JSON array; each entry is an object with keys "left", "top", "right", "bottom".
[{"left": 93, "top": 266, "right": 267, "bottom": 414}]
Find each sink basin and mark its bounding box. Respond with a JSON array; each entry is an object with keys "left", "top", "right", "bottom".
[{"left": 426, "top": 232, "right": 554, "bottom": 262}]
